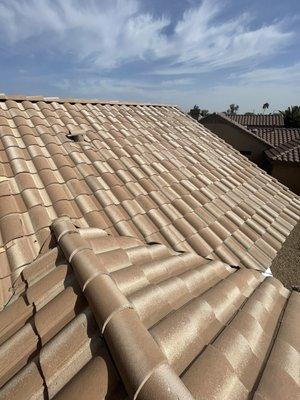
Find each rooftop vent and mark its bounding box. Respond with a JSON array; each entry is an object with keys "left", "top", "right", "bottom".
[{"left": 67, "top": 128, "right": 86, "bottom": 142}]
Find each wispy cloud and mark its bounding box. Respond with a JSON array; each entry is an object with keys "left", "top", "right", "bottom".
[
  {"left": 0, "top": 0, "right": 298, "bottom": 111},
  {"left": 237, "top": 62, "right": 300, "bottom": 83},
  {"left": 0, "top": 0, "right": 293, "bottom": 72}
]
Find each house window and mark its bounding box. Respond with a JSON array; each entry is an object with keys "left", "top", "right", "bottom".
[{"left": 241, "top": 150, "right": 252, "bottom": 157}]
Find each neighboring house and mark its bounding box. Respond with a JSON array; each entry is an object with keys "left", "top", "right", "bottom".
[
  {"left": 201, "top": 112, "right": 300, "bottom": 194},
  {"left": 200, "top": 113, "right": 272, "bottom": 167},
  {"left": 266, "top": 137, "right": 300, "bottom": 195},
  {"left": 0, "top": 95, "right": 299, "bottom": 400}
]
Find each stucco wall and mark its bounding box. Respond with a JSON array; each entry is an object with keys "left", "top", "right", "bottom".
[
  {"left": 202, "top": 118, "right": 269, "bottom": 167},
  {"left": 271, "top": 163, "right": 300, "bottom": 195}
]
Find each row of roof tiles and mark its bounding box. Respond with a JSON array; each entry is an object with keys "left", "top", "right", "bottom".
[
  {"left": 0, "top": 93, "right": 174, "bottom": 107},
  {"left": 251, "top": 127, "right": 300, "bottom": 148},
  {"left": 265, "top": 137, "right": 300, "bottom": 163}
]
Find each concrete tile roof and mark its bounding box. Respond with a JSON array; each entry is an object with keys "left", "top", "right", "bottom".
[
  {"left": 265, "top": 137, "right": 300, "bottom": 163},
  {"left": 251, "top": 127, "right": 300, "bottom": 148},
  {"left": 0, "top": 95, "right": 299, "bottom": 399}
]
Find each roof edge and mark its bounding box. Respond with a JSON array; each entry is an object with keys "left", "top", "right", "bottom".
[
  {"left": 0, "top": 93, "right": 177, "bottom": 108},
  {"left": 265, "top": 136, "right": 300, "bottom": 159}
]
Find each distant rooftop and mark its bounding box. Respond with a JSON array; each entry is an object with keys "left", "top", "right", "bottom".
[
  {"left": 266, "top": 137, "right": 300, "bottom": 163},
  {"left": 228, "top": 113, "right": 284, "bottom": 127}
]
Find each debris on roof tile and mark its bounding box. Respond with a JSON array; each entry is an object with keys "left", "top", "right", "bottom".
[{"left": 67, "top": 128, "right": 86, "bottom": 142}]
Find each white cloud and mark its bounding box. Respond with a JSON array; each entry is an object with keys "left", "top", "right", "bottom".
[
  {"left": 0, "top": 0, "right": 293, "bottom": 71},
  {"left": 1, "top": 0, "right": 298, "bottom": 112},
  {"left": 53, "top": 71, "right": 300, "bottom": 114},
  {"left": 237, "top": 63, "right": 300, "bottom": 83}
]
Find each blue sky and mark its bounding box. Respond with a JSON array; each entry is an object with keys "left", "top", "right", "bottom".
[{"left": 0, "top": 0, "right": 299, "bottom": 112}]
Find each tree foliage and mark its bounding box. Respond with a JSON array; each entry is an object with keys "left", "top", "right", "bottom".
[
  {"left": 279, "top": 106, "right": 300, "bottom": 128},
  {"left": 188, "top": 105, "right": 209, "bottom": 120},
  {"left": 227, "top": 104, "right": 239, "bottom": 115}
]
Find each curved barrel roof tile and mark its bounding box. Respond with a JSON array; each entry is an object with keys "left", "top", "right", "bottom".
[
  {"left": 0, "top": 95, "right": 299, "bottom": 399},
  {"left": 0, "top": 96, "right": 299, "bottom": 307}
]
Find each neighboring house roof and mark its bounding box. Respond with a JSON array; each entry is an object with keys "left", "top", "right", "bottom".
[
  {"left": 266, "top": 137, "right": 300, "bottom": 163},
  {"left": 204, "top": 112, "right": 274, "bottom": 147},
  {"left": 250, "top": 127, "right": 300, "bottom": 148},
  {"left": 0, "top": 95, "right": 299, "bottom": 400},
  {"left": 0, "top": 218, "right": 299, "bottom": 400},
  {"left": 228, "top": 113, "right": 284, "bottom": 127},
  {"left": 203, "top": 113, "right": 300, "bottom": 154}
]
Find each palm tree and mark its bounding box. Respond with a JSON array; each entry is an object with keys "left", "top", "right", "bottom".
[
  {"left": 262, "top": 103, "right": 269, "bottom": 114},
  {"left": 279, "top": 106, "right": 300, "bottom": 128},
  {"left": 227, "top": 104, "right": 239, "bottom": 115}
]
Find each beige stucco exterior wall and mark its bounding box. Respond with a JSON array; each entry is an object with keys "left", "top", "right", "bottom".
[
  {"left": 202, "top": 118, "right": 269, "bottom": 167},
  {"left": 270, "top": 163, "right": 300, "bottom": 195}
]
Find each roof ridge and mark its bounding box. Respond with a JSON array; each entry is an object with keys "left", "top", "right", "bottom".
[
  {"left": 51, "top": 217, "right": 194, "bottom": 400},
  {"left": 0, "top": 93, "right": 177, "bottom": 108}
]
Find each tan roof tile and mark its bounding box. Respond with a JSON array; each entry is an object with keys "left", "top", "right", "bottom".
[{"left": 0, "top": 95, "right": 299, "bottom": 399}]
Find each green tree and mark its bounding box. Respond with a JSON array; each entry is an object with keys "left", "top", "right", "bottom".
[
  {"left": 188, "top": 105, "right": 200, "bottom": 120},
  {"left": 188, "top": 105, "right": 209, "bottom": 120},
  {"left": 227, "top": 104, "right": 239, "bottom": 115},
  {"left": 262, "top": 102, "right": 269, "bottom": 113},
  {"left": 279, "top": 106, "right": 300, "bottom": 128},
  {"left": 199, "top": 109, "right": 209, "bottom": 118}
]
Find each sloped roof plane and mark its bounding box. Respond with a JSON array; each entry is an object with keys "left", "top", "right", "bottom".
[
  {"left": 252, "top": 127, "right": 300, "bottom": 148},
  {"left": 266, "top": 137, "right": 300, "bottom": 163},
  {"left": 0, "top": 95, "right": 299, "bottom": 399}
]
